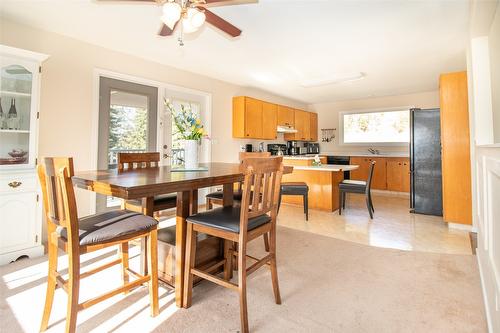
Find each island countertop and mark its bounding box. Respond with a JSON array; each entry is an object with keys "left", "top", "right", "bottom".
[{"left": 291, "top": 164, "right": 359, "bottom": 172}]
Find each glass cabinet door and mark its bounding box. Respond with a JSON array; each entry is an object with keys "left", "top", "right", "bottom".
[{"left": 0, "top": 59, "right": 36, "bottom": 168}]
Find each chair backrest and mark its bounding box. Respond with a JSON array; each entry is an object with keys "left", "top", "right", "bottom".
[
  {"left": 37, "top": 157, "right": 80, "bottom": 246},
  {"left": 117, "top": 152, "right": 160, "bottom": 171},
  {"left": 239, "top": 156, "right": 283, "bottom": 237},
  {"left": 366, "top": 161, "right": 376, "bottom": 193}
]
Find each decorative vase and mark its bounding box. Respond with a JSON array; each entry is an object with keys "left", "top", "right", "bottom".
[{"left": 184, "top": 139, "right": 199, "bottom": 169}]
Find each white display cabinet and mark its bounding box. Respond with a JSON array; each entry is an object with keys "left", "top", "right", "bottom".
[{"left": 0, "top": 45, "right": 49, "bottom": 265}]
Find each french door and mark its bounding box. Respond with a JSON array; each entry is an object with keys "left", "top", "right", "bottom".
[{"left": 96, "top": 77, "right": 158, "bottom": 212}]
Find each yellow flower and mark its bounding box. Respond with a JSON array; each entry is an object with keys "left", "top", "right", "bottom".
[{"left": 196, "top": 118, "right": 201, "bottom": 125}]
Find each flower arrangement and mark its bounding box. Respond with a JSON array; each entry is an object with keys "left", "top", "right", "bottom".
[{"left": 165, "top": 99, "right": 209, "bottom": 141}]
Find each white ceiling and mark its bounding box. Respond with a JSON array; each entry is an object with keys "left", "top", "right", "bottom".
[{"left": 0, "top": 0, "right": 470, "bottom": 104}]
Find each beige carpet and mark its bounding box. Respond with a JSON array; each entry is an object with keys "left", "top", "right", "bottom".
[{"left": 0, "top": 227, "right": 486, "bottom": 332}]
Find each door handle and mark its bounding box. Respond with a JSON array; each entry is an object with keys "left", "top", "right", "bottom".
[{"left": 163, "top": 153, "right": 171, "bottom": 159}]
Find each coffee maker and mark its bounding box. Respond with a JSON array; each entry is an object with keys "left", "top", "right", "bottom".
[{"left": 286, "top": 141, "right": 300, "bottom": 155}]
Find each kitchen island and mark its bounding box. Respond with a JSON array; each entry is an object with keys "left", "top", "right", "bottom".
[{"left": 281, "top": 156, "right": 358, "bottom": 212}]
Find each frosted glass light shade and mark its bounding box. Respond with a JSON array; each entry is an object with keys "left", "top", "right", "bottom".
[{"left": 162, "top": 1, "right": 181, "bottom": 29}]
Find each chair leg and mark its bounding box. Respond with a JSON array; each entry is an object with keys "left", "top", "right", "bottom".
[
  {"left": 303, "top": 193, "right": 309, "bottom": 221},
  {"left": 183, "top": 223, "right": 197, "bottom": 308},
  {"left": 147, "top": 229, "right": 159, "bottom": 317},
  {"left": 65, "top": 253, "right": 80, "bottom": 333},
  {"left": 277, "top": 191, "right": 282, "bottom": 214},
  {"left": 366, "top": 195, "right": 373, "bottom": 219},
  {"left": 223, "top": 239, "right": 233, "bottom": 280},
  {"left": 120, "top": 242, "right": 129, "bottom": 293},
  {"left": 369, "top": 193, "right": 375, "bottom": 213},
  {"left": 40, "top": 238, "right": 58, "bottom": 332},
  {"left": 206, "top": 198, "right": 213, "bottom": 210},
  {"left": 238, "top": 241, "right": 249, "bottom": 333},
  {"left": 343, "top": 192, "right": 346, "bottom": 209},
  {"left": 269, "top": 227, "right": 282, "bottom": 305},
  {"left": 338, "top": 190, "right": 342, "bottom": 215},
  {"left": 263, "top": 233, "right": 270, "bottom": 252}
]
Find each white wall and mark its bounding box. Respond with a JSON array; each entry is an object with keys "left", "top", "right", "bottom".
[
  {"left": 489, "top": 6, "right": 500, "bottom": 142},
  {"left": 0, "top": 19, "right": 306, "bottom": 216},
  {"left": 308, "top": 91, "right": 439, "bottom": 154}
]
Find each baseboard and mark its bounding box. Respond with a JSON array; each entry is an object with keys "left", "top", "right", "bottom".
[
  {"left": 448, "top": 222, "right": 477, "bottom": 232},
  {"left": 371, "top": 189, "right": 410, "bottom": 198}
]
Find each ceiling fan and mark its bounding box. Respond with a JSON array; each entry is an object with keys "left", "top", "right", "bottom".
[{"left": 100, "top": 0, "right": 242, "bottom": 46}]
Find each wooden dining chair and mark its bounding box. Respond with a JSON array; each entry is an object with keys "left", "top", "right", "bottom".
[
  {"left": 183, "top": 156, "right": 284, "bottom": 333},
  {"left": 38, "top": 157, "right": 159, "bottom": 333},
  {"left": 117, "top": 152, "right": 177, "bottom": 215},
  {"left": 205, "top": 151, "right": 271, "bottom": 209},
  {"left": 339, "top": 161, "right": 376, "bottom": 219}
]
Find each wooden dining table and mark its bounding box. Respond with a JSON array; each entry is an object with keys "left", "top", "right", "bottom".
[{"left": 72, "top": 162, "right": 292, "bottom": 308}]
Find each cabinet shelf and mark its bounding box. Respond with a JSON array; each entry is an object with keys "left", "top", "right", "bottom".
[{"left": 0, "top": 90, "right": 31, "bottom": 97}]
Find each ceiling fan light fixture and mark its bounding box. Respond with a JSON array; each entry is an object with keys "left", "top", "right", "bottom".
[
  {"left": 182, "top": 7, "right": 205, "bottom": 33},
  {"left": 162, "top": 1, "right": 182, "bottom": 29}
]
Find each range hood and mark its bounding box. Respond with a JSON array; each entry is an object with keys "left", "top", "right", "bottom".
[{"left": 276, "top": 125, "right": 298, "bottom": 133}]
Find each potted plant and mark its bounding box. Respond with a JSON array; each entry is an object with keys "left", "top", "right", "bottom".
[{"left": 165, "top": 100, "right": 208, "bottom": 169}]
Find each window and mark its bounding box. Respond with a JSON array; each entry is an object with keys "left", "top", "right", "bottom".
[{"left": 340, "top": 109, "right": 410, "bottom": 145}]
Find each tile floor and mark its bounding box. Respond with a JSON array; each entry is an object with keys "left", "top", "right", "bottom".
[{"left": 277, "top": 192, "right": 473, "bottom": 255}]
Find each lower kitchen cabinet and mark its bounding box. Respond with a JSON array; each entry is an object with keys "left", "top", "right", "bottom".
[
  {"left": 350, "top": 157, "right": 387, "bottom": 190},
  {"left": 386, "top": 158, "right": 410, "bottom": 192}
]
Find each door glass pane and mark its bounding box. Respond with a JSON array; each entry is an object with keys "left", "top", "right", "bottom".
[
  {"left": 0, "top": 65, "right": 33, "bottom": 166},
  {"left": 170, "top": 99, "right": 200, "bottom": 167},
  {"left": 108, "top": 90, "right": 149, "bottom": 168}
]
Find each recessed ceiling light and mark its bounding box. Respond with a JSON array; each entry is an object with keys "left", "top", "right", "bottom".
[{"left": 300, "top": 72, "right": 365, "bottom": 88}]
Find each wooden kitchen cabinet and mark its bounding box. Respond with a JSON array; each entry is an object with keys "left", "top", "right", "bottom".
[
  {"left": 285, "top": 109, "right": 310, "bottom": 141},
  {"left": 262, "top": 101, "right": 278, "bottom": 139},
  {"left": 233, "top": 96, "right": 263, "bottom": 139},
  {"left": 349, "top": 156, "right": 387, "bottom": 190},
  {"left": 309, "top": 112, "right": 318, "bottom": 141},
  {"left": 386, "top": 158, "right": 410, "bottom": 192},
  {"left": 440, "top": 71, "right": 472, "bottom": 225},
  {"left": 277, "top": 105, "right": 295, "bottom": 127}
]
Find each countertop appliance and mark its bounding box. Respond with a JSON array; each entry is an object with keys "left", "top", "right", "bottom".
[
  {"left": 306, "top": 143, "right": 320, "bottom": 154},
  {"left": 326, "top": 155, "right": 350, "bottom": 180},
  {"left": 410, "top": 108, "right": 443, "bottom": 216},
  {"left": 245, "top": 144, "right": 253, "bottom": 152},
  {"left": 267, "top": 144, "right": 288, "bottom": 156}
]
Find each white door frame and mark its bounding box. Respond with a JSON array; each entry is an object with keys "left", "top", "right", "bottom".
[{"left": 90, "top": 68, "right": 212, "bottom": 214}]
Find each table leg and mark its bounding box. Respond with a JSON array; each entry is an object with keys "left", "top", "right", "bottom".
[
  {"left": 140, "top": 197, "right": 155, "bottom": 275},
  {"left": 175, "top": 191, "right": 191, "bottom": 307},
  {"left": 190, "top": 189, "right": 198, "bottom": 215}
]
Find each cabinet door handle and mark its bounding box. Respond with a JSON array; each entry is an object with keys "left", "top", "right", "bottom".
[{"left": 8, "top": 181, "right": 22, "bottom": 188}]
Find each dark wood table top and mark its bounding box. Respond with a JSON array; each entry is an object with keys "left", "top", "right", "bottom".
[{"left": 73, "top": 162, "right": 293, "bottom": 200}]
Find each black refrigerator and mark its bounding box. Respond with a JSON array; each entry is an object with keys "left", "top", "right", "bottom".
[{"left": 410, "top": 108, "right": 443, "bottom": 216}]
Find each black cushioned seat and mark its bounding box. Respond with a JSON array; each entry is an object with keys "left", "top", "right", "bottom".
[
  {"left": 339, "top": 179, "right": 367, "bottom": 193},
  {"left": 58, "top": 210, "right": 158, "bottom": 246},
  {"left": 126, "top": 193, "right": 177, "bottom": 206},
  {"left": 157, "top": 225, "right": 213, "bottom": 245},
  {"left": 278, "top": 182, "right": 309, "bottom": 221},
  {"left": 186, "top": 206, "right": 271, "bottom": 233},
  {"left": 205, "top": 190, "right": 243, "bottom": 201}
]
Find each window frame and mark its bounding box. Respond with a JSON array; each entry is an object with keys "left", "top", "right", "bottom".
[{"left": 338, "top": 106, "right": 413, "bottom": 147}]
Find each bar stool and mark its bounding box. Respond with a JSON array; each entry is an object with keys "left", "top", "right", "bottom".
[{"left": 278, "top": 182, "right": 309, "bottom": 221}]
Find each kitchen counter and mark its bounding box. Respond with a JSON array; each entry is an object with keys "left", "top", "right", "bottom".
[
  {"left": 319, "top": 152, "right": 409, "bottom": 158},
  {"left": 291, "top": 164, "right": 358, "bottom": 172},
  {"left": 282, "top": 156, "right": 318, "bottom": 160}
]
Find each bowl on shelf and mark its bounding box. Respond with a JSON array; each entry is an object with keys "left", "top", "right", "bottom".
[
  {"left": 8, "top": 149, "right": 28, "bottom": 158},
  {"left": 0, "top": 157, "right": 27, "bottom": 165}
]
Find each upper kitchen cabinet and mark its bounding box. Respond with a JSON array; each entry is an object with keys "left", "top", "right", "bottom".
[
  {"left": 233, "top": 96, "right": 263, "bottom": 139},
  {"left": 309, "top": 112, "right": 318, "bottom": 141},
  {"left": 285, "top": 109, "right": 310, "bottom": 141},
  {"left": 262, "top": 101, "right": 278, "bottom": 139},
  {"left": 439, "top": 71, "right": 472, "bottom": 225},
  {"left": 277, "top": 105, "right": 294, "bottom": 127}
]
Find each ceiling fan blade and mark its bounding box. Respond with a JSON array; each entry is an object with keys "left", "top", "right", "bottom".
[
  {"left": 202, "top": 0, "right": 233, "bottom": 4},
  {"left": 158, "top": 23, "right": 176, "bottom": 36},
  {"left": 201, "top": 8, "right": 242, "bottom": 37}
]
